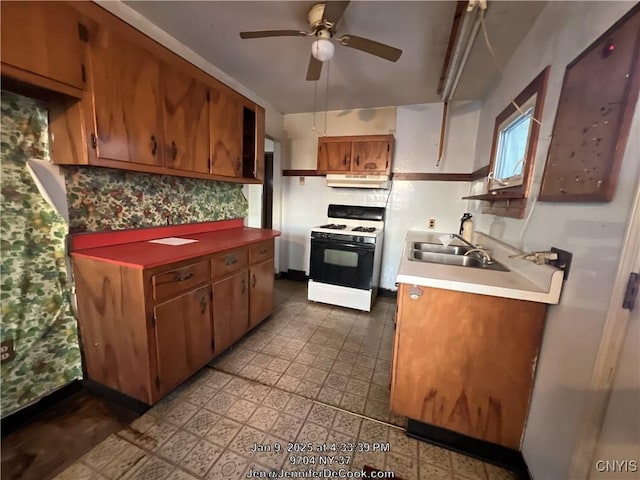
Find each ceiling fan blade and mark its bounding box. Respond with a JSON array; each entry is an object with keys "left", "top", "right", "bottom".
[
  {"left": 322, "top": 1, "right": 350, "bottom": 27},
  {"left": 338, "top": 34, "right": 402, "bottom": 62},
  {"left": 306, "top": 55, "right": 323, "bottom": 81},
  {"left": 240, "top": 30, "right": 308, "bottom": 39}
]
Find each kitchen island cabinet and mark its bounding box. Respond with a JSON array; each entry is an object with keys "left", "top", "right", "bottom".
[{"left": 71, "top": 223, "right": 278, "bottom": 405}]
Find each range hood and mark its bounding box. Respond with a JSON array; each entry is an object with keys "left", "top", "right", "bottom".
[{"left": 326, "top": 174, "right": 391, "bottom": 189}]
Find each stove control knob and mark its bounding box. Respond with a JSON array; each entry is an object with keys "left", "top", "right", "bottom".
[{"left": 358, "top": 236, "right": 365, "bottom": 243}]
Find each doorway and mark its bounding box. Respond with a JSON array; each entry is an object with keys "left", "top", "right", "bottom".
[{"left": 262, "top": 152, "right": 273, "bottom": 229}]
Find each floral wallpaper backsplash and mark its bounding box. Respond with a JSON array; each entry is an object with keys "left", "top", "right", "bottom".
[
  {"left": 64, "top": 167, "right": 248, "bottom": 233},
  {"left": 1, "top": 91, "right": 81, "bottom": 417}
]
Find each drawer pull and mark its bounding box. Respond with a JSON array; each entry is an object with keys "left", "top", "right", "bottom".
[
  {"left": 241, "top": 278, "right": 246, "bottom": 294},
  {"left": 252, "top": 273, "right": 257, "bottom": 288},
  {"left": 258, "top": 248, "right": 268, "bottom": 255},
  {"left": 225, "top": 255, "right": 238, "bottom": 266},
  {"left": 174, "top": 271, "right": 193, "bottom": 282},
  {"left": 409, "top": 286, "right": 423, "bottom": 300}
]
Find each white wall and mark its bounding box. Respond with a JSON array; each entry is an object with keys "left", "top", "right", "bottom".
[
  {"left": 466, "top": 2, "right": 640, "bottom": 478},
  {"left": 280, "top": 103, "right": 480, "bottom": 289}
]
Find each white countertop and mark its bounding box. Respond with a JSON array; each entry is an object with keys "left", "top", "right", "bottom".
[{"left": 396, "top": 231, "right": 564, "bottom": 304}]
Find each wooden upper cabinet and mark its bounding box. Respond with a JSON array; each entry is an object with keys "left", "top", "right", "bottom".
[
  {"left": 253, "top": 105, "right": 266, "bottom": 182},
  {"left": 210, "top": 87, "right": 243, "bottom": 177},
  {"left": 317, "top": 139, "right": 352, "bottom": 173},
  {"left": 0, "top": 1, "right": 85, "bottom": 96},
  {"left": 351, "top": 138, "right": 393, "bottom": 173},
  {"left": 316, "top": 135, "right": 394, "bottom": 175},
  {"left": 161, "top": 63, "right": 210, "bottom": 173},
  {"left": 87, "top": 22, "right": 164, "bottom": 167}
]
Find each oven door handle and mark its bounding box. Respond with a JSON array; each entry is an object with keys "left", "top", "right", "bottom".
[{"left": 311, "top": 239, "right": 375, "bottom": 250}]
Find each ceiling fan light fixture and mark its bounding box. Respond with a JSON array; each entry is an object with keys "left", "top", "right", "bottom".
[{"left": 311, "top": 37, "right": 335, "bottom": 62}]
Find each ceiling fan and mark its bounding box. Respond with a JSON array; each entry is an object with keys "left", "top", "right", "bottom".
[{"left": 239, "top": 1, "right": 403, "bottom": 81}]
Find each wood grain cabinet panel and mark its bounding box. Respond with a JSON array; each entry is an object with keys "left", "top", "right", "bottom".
[
  {"left": 161, "top": 63, "right": 210, "bottom": 173},
  {"left": 249, "top": 259, "right": 274, "bottom": 329},
  {"left": 210, "top": 87, "right": 243, "bottom": 177},
  {"left": 213, "top": 270, "right": 249, "bottom": 354},
  {"left": 317, "top": 140, "right": 352, "bottom": 173},
  {"left": 87, "top": 22, "right": 164, "bottom": 167},
  {"left": 390, "top": 284, "right": 546, "bottom": 449},
  {"left": 154, "top": 285, "right": 214, "bottom": 397},
  {"left": 0, "top": 1, "right": 85, "bottom": 94},
  {"left": 316, "top": 135, "right": 394, "bottom": 175},
  {"left": 351, "top": 139, "right": 392, "bottom": 173}
]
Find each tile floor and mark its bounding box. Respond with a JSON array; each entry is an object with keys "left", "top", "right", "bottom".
[{"left": 55, "top": 279, "right": 517, "bottom": 480}]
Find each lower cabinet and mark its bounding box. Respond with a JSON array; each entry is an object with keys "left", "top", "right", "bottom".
[
  {"left": 73, "top": 238, "right": 275, "bottom": 405},
  {"left": 213, "top": 269, "right": 249, "bottom": 354},
  {"left": 154, "top": 284, "right": 214, "bottom": 397},
  {"left": 250, "top": 259, "right": 274, "bottom": 328},
  {"left": 390, "top": 283, "right": 546, "bottom": 450}
]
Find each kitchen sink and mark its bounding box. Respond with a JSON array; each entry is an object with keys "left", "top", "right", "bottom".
[
  {"left": 411, "top": 242, "right": 470, "bottom": 255},
  {"left": 408, "top": 250, "right": 510, "bottom": 272}
]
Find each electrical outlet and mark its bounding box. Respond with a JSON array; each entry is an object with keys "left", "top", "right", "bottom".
[
  {"left": 428, "top": 219, "right": 436, "bottom": 229},
  {"left": 299, "top": 176, "right": 305, "bottom": 186},
  {"left": 1, "top": 339, "right": 15, "bottom": 364}
]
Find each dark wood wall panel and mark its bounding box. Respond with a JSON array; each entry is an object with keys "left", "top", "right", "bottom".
[{"left": 539, "top": 5, "right": 640, "bottom": 202}]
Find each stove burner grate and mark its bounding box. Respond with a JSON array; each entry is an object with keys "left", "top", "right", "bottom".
[
  {"left": 320, "top": 224, "right": 347, "bottom": 230},
  {"left": 352, "top": 226, "right": 376, "bottom": 233}
]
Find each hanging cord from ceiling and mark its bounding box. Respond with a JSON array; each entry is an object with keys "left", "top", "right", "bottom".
[
  {"left": 436, "top": 101, "right": 449, "bottom": 167},
  {"left": 479, "top": 10, "right": 542, "bottom": 126},
  {"left": 324, "top": 60, "right": 330, "bottom": 135},
  {"left": 312, "top": 59, "right": 331, "bottom": 135}
]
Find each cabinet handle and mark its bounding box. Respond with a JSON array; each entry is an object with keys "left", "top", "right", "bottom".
[
  {"left": 364, "top": 162, "right": 377, "bottom": 170},
  {"left": 259, "top": 248, "right": 268, "bottom": 255},
  {"left": 343, "top": 155, "right": 348, "bottom": 165},
  {"left": 241, "top": 278, "right": 246, "bottom": 294},
  {"left": 174, "top": 270, "right": 193, "bottom": 282},
  {"left": 200, "top": 293, "right": 208, "bottom": 314},
  {"left": 171, "top": 141, "right": 178, "bottom": 161},
  {"left": 225, "top": 254, "right": 238, "bottom": 266},
  {"left": 408, "top": 286, "right": 423, "bottom": 300},
  {"left": 356, "top": 155, "right": 360, "bottom": 166},
  {"left": 252, "top": 273, "right": 257, "bottom": 288},
  {"left": 151, "top": 135, "right": 158, "bottom": 156}
]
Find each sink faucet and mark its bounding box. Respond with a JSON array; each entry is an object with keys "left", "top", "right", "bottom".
[{"left": 449, "top": 233, "right": 493, "bottom": 265}]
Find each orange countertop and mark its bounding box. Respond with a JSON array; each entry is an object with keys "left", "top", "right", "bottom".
[{"left": 71, "top": 227, "right": 280, "bottom": 269}]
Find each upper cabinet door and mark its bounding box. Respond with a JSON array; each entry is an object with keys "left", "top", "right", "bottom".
[
  {"left": 161, "top": 63, "right": 210, "bottom": 173},
  {"left": 210, "top": 87, "right": 242, "bottom": 177},
  {"left": 317, "top": 140, "right": 352, "bottom": 173},
  {"left": 253, "top": 105, "right": 266, "bottom": 181},
  {"left": 351, "top": 139, "right": 392, "bottom": 173},
  {"left": 87, "top": 24, "right": 164, "bottom": 166},
  {"left": 0, "top": 1, "right": 85, "bottom": 92}
]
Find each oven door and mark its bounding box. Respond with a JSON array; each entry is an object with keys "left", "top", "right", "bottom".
[{"left": 309, "top": 238, "right": 375, "bottom": 290}]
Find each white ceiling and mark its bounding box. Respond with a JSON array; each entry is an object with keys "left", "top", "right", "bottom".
[{"left": 125, "top": 1, "right": 547, "bottom": 114}]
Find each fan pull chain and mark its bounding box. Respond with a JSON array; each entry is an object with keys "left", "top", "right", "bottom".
[
  {"left": 323, "top": 60, "right": 330, "bottom": 135},
  {"left": 312, "top": 77, "right": 318, "bottom": 132}
]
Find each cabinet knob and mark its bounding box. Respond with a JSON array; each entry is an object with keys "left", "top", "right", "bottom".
[
  {"left": 356, "top": 155, "right": 360, "bottom": 166},
  {"left": 200, "top": 294, "right": 208, "bottom": 314},
  {"left": 225, "top": 254, "right": 238, "bottom": 266},
  {"left": 343, "top": 155, "right": 348, "bottom": 165},
  {"left": 241, "top": 278, "right": 246, "bottom": 294},
  {"left": 252, "top": 274, "right": 257, "bottom": 288},
  {"left": 175, "top": 270, "right": 193, "bottom": 281},
  {"left": 408, "top": 286, "right": 423, "bottom": 300},
  {"left": 150, "top": 135, "right": 158, "bottom": 156}
]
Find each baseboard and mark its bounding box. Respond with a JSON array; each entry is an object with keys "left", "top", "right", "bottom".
[
  {"left": 1, "top": 380, "right": 83, "bottom": 438},
  {"left": 406, "top": 419, "right": 532, "bottom": 480},
  {"left": 280, "top": 269, "right": 309, "bottom": 282},
  {"left": 82, "top": 380, "right": 150, "bottom": 415},
  {"left": 377, "top": 288, "right": 398, "bottom": 299}
]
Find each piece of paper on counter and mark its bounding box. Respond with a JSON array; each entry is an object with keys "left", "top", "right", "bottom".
[{"left": 148, "top": 237, "right": 199, "bottom": 246}]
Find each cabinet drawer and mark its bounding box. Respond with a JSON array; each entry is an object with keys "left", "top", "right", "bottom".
[
  {"left": 249, "top": 240, "right": 274, "bottom": 264},
  {"left": 212, "top": 248, "right": 248, "bottom": 279},
  {"left": 152, "top": 261, "right": 210, "bottom": 301}
]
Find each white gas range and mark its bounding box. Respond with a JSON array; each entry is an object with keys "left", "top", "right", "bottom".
[{"left": 308, "top": 204, "right": 385, "bottom": 312}]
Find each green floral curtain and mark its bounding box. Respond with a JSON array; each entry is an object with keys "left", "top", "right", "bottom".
[{"left": 0, "top": 91, "right": 81, "bottom": 418}]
